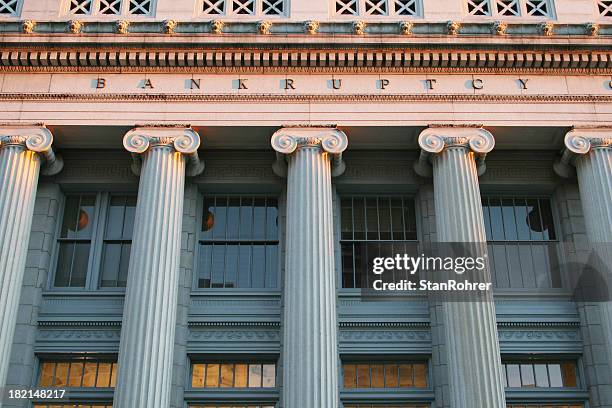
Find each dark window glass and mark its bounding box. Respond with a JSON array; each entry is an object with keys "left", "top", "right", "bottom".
[
  {"left": 340, "top": 197, "right": 418, "bottom": 288},
  {"left": 197, "top": 196, "right": 279, "bottom": 289},
  {"left": 482, "top": 197, "right": 560, "bottom": 289},
  {"left": 100, "top": 196, "right": 136, "bottom": 287},
  {"left": 54, "top": 195, "right": 96, "bottom": 287}
]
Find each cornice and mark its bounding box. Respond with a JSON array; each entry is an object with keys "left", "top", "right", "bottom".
[
  {"left": 2, "top": 92, "right": 612, "bottom": 103},
  {"left": 1, "top": 47, "right": 612, "bottom": 73}
]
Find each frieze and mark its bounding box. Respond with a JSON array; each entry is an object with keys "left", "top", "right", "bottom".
[
  {"left": 37, "top": 329, "right": 121, "bottom": 340},
  {"left": 339, "top": 330, "right": 431, "bottom": 341},
  {"left": 188, "top": 330, "right": 280, "bottom": 342},
  {"left": 498, "top": 329, "right": 581, "bottom": 342}
]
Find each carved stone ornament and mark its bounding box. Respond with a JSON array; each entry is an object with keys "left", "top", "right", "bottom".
[
  {"left": 586, "top": 22, "right": 599, "bottom": 36},
  {"left": 492, "top": 20, "right": 507, "bottom": 36},
  {"left": 271, "top": 126, "right": 349, "bottom": 177},
  {"left": 0, "top": 126, "right": 63, "bottom": 175},
  {"left": 68, "top": 20, "right": 83, "bottom": 34},
  {"left": 304, "top": 20, "right": 320, "bottom": 35},
  {"left": 123, "top": 126, "right": 205, "bottom": 176},
  {"left": 259, "top": 21, "right": 272, "bottom": 35},
  {"left": 163, "top": 19, "right": 177, "bottom": 34},
  {"left": 554, "top": 128, "right": 612, "bottom": 178},
  {"left": 353, "top": 20, "right": 366, "bottom": 35},
  {"left": 541, "top": 21, "right": 554, "bottom": 36},
  {"left": 116, "top": 20, "right": 130, "bottom": 34},
  {"left": 399, "top": 21, "right": 413, "bottom": 35},
  {"left": 22, "top": 20, "right": 36, "bottom": 34},
  {"left": 414, "top": 126, "right": 495, "bottom": 177},
  {"left": 211, "top": 20, "right": 224, "bottom": 34},
  {"left": 447, "top": 20, "right": 461, "bottom": 35}
]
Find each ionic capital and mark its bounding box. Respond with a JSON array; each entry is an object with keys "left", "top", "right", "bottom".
[
  {"left": 123, "top": 126, "right": 204, "bottom": 176},
  {"left": 414, "top": 126, "right": 495, "bottom": 177},
  {"left": 554, "top": 128, "right": 612, "bottom": 178},
  {"left": 271, "top": 126, "right": 348, "bottom": 177},
  {"left": 0, "top": 126, "right": 63, "bottom": 175}
]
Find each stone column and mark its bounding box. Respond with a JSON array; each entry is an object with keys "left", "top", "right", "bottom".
[
  {"left": 554, "top": 128, "right": 612, "bottom": 407},
  {"left": 0, "top": 126, "right": 62, "bottom": 394},
  {"left": 271, "top": 126, "right": 348, "bottom": 408},
  {"left": 414, "top": 126, "right": 506, "bottom": 408},
  {"left": 114, "top": 127, "right": 203, "bottom": 408}
]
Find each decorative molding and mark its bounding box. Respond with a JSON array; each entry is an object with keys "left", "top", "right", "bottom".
[
  {"left": 68, "top": 20, "right": 83, "bottom": 34},
  {"left": 339, "top": 330, "right": 431, "bottom": 341},
  {"left": 163, "top": 19, "right": 177, "bottom": 34},
  {"left": 115, "top": 20, "right": 130, "bottom": 34},
  {"left": 414, "top": 126, "right": 495, "bottom": 177},
  {"left": 586, "top": 22, "right": 600, "bottom": 36},
  {"left": 353, "top": 20, "right": 366, "bottom": 35},
  {"left": 399, "top": 21, "right": 413, "bottom": 35},
  {"left": 123, "top": 126, "right": 204, "bottom": 176},
  {"left": 492, "top": 21, "right": 508, "bottom": 36},
  {"left": 497, "top": 330, "right": 581, "bottom": 342},
  {"left": 447, "top": 20, "right": 461, "bottom": 35},
  {"left": 271, "top": 126, "right": 348, "bottom": 177},
  {"left": 188, "top": 329, "right": 280, "bottom": 341},
  {"left": 554, "top": 128, "right": 612, "bottom": 178},
  {"left": 258, "top": 21, "right": 272, "bottom": 35},
  {"left": 1, "top": 48, "right": 612, "bottom": 72},
  {"left": 541, "top": 21, "right": 554, "bottom": 36},
  {"left": 497, "top": 321, "right": 580, "bottom": 328},
  {"left": 189, "top": 321, "right": 280, "bottom": 327},
  {"left": 211, "top": 20, "right": 224, "bottom": 34},
  {"left": 304, "top": 20, "right": 319, "bottom": 35},
  {"left": 0, "top": 126, "right": 63, "bottom": 175},
  {"left": 38, "top": 321, "right": 121, "bottom": 327},
  {"left": 38, "top": 329, "right": 121, "bottom": 340},
  {"left": 22, "top": 20, "right": 35, "bottom": 34},
  {"left": 339, "top": 322, "right": 430, "bottom": 328},
  {"left": 2, "top": 92, "right": 612, "bottom": 104}
]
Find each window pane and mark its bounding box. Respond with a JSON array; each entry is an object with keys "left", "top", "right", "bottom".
[
  {"left": 370, "top": 364, "right": 384, "bottom": 388},
  {"left": 234, "top": 364, "right": 248, "bottom": 387},
  {"left": 220, "top": 364, "right": 234, "bottom": 387},
  {"left": 82, "top": 362, "right": 97, "bottom": 387},
  {"left": 76, "top": 196, "right": 96, "bottom": 239},
  {"left": 96, "top": 363, "right": 111, "bottom": 387},
  {"left": 61, "top": 196, "right": 81, "bottom": 238},
  {"left": 561, "top": 361, "right": 578, "bottom": 387},
  {"left": 70, "top": 243, "right": 90, "bottom": 287},
  {"left": 192, "top": 364, "right": 205, "bottom": 387},
  {"left": 520, "top": 364, "right": 535, "bottom": 387},
  {"left": 506, "top": 364, "right": 521, "bottom": 387},
  {"left": 39, "top": 362, "right": 55, "bottom": 386},
  {"left": 206, "top": 364, "right": 220, "bottom": 387},
  {"left": 54, "top": 242, "right": 75, "bottom": 287},
  {"left": 248, "top": 364, "right": 262, "bottom": 388},
  {"left": 399, "top": 364, "right": 413, "bottom": 387},
  {"left": 68, "top": 361, "right": 84, "bottom": 386},
  {"left": 414, "top": 363, "right": 427, "bottom": 388},
  {"left": 262, "top": 364, "right": 275, "bottom": 387},
  {"left": 384, "top": 364, "right": 398, "bottom": 387},
  {"left": 356, "top": 364, "right": 370, "bottom": 388},
  {"left": 343, "top": 364, "right": 356, "bottom": 389},
  {"left": 534, "top": 364, "right": 549, "bottom": 387},
  {"left": 106, "top": 196, "right": 126, "bottom": 240},
  {"left": 54, "top": 362, "right": 70, "bottom": 387},
  {"left": 100, "top": 243, "right": 121, "bottom": 287},
  {"left": 548, "top": 364, "right": 563, "bottom": 387}
]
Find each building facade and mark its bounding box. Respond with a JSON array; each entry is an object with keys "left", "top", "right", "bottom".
[{"left": 0, "top": 0, "right": 612, "bottom": 407}]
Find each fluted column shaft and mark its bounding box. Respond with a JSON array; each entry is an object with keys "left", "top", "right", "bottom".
[
  {"left": 417, "top": 127, "right": 506, "bottom": 408},
  {"left": 0, "top": 127, "right": 60, "bottom": 397},
  {"left": 271, "top": 127, "right": 348, "bottom": 408},
  {"left": 559, "top": 129, "right": 612, "bottom": 400},
  {"left": 114, "top": 128, "right": 202, "bottom": 408}
]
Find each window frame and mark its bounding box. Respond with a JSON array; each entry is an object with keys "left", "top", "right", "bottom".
[
  {"left": 331, "top": 0, "right": 423, "bottom": 18},
  {"left": 62, "top": 0, "right": 157, "bottom": 18},
  {"left": 337, "top": 194, "right": 420, "bottom": 291},
  {"left": 463, "top": 0, "right": 556, "bottom": 19},
  {"left": 197, "top": 0, "right": 289, "bottom": 18},
  {"left": 480, "top": 193, "right": 568, "bottom": 293},
  {"left": 185, "top": 356, "right": 280, "bottom": 407},
  {"left": 192, "top": 193, "right": 282, "bottom": 292},
  {"left": 340, "top": 356, "right": 434, "bottom": 406},
  {"left": 502, "top": 355, "right": 589, "bottom": 407},
  {"left": 48, "top": 191, "right": 137, "bottom": 292},
  {"left": 0, "top": 0, "right": 22, "bottom": 17}
]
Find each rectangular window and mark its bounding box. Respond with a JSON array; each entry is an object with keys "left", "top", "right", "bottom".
[
  {"left": 0, "top": 0, "right": 21, "bottom": 16},
  {"left": 38, "top": 356, "right": 118, "bottom": 388},
  {"left": 197, "top": 196, "right": 279, "bottom": 289},
  {"left": 482, "top": 197, "right": 561, "bottom": 289},
  {"left": 55, "top": 195, "right": 97, "bottom": 288},
  {"left": 344, "top": 406, "right": 429, "bottom": 408},
  {"left": 334, "top": 0, "right": 420, "bottom": 15},
  {"left": 191, "top": 362, "right": 276, "bottom": 388},
  {"left": 67, "top": 0, "right": 155, "bottom": 16},
  {"left": 340, "top": 196, "right": 417, "bottom": 288},
  {"left": 342, "top": 362, "right": 428, "bottom": 389},
  {"left": 190, "top": 406, "right": 275, "bottom": 408},
  {"left": 598, "top": 0, "right": 612, "bottom": 16},
  {"left": 507, "top": 405, "right": 583, "bottom": 408},
  {"left": 502, "top": 360, "right": 579, "bottom": 388},
  {"left": 34, "top": 405, "right": 113, "bottom": 408},
  {"left": 201, "top": 0, "right": 285, "bottom": 16},
  {"left": 99, "top": 196, "right": 136, "bottom": 287},
  {"left": 466, "top": 0, "right": 554, "bottom": 17}
]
